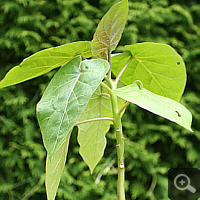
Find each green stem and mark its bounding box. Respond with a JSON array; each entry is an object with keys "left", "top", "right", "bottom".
[
  {"left": 109, "top": 80, "right": 125, "bottom": 200},
  {"left": 118, "top": 101, "right": 129, "bottom": 115},
  {"left": 106, "top": 47, "right": 125, "bottom": 199},
  {"left": 21, "top": 176, "right": 45, "bottom": 200},
  {"left": 139, "top": 167, "right": 157, "bottom": 200},
  {"left": 105, "top": 47, "right": 112, "bottom": 87},
  {"left": 75, "top": 117, "right": 113, "bottom": 126},
  {"left": 100, "top": 82, "right": 112, "bottom": 96},
  {"left": 108, "top": 47, "right": 111, "bottom": 66}
]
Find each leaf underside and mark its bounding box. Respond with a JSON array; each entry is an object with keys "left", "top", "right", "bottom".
[
  {"left": 0, "top": 41, "right": 92, "bottom": 89},
  {"left": 91, "top": 0, "right": 128, "bottom": 58},
  {"left": 46, "top": 130, "right": 72, "bottom": 200},
  {"left": 114, "top": 80, "right": 193, "bottom": 132},
  {"left": 111, "top": 42, "right": 186, "bottom": 101},
  {"left": 77, "top": 82, "right": 125, "bottom": 173},
  {"left": 37, "top": 56, "right": 109, "bottom": 157}
]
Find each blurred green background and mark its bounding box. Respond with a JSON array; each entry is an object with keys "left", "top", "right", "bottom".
[{"left": 0, "top": 0, "right": 200, "bottom": 199}]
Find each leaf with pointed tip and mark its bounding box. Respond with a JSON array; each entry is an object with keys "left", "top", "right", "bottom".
[
  {"left": 37, "top": 56, "right": 109, "bottom": 157},
  {"left": 78, "top": 82, "right": 125, "bottom": 173},
  {"left": 91, "top": 0, "right": 128, "bottom": 58},
  {"left": 0, "top": 41, "right": 92, "bottom": 89},
  {"left": 114, "top": 80, "right": 193, "bottom": 132},
  {"left": 111, "top": 42, "right": 186, "bottom": 101},
  {"left": 46, "top": 130, "right": 72, "bottom": 200}
]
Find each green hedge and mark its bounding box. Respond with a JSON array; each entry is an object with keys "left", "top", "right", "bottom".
[{"left": 0, "top": 0, "right": 199, "bottom": 199}]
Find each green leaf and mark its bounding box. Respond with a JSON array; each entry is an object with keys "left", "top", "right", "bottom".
[
  {"left": 77, "top": 83, "right": 125, "bottom": 173},
  {"left": 111, "top": 42, "right": 186, "bottom": 101},
  {"left": 91, "top": 0, "right": 128, "bottom": 58},
  {"left": 37, "top": 56, "right": 109, "bottom": 157},
  {"left": 0, "top": 41, "right": 92, "bottom": 89},
  {"left": 46, "top": 130, "right": 72, "bottom": 200},
  {"left": 114, "top": 80, "right": 193, "bottom": 132},
  {"left": 77, "top": 86, "right": 112, "bottom": 174}
]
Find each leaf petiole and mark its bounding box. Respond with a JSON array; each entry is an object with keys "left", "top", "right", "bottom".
[
  {"left": 100, "top": 82, "right": 112, "bottom": 95},
  {"left": 108, "top": 47, "right": 111, "bottom": 66},
  {"left": 118, "top": 101, "right": 129, "bottom": 114},
  {"left": 75, "top": 117, "right": 114, "bottom": 126},
  {"left": 115, "top": 56, "right": 133, "bottom": 84}
]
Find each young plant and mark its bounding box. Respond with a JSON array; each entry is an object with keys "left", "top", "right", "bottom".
[{"left": 0, "top": 0, "right": 192, "bottom": 199}]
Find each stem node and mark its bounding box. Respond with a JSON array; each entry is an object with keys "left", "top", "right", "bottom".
[
  {"left": 108, "top": 67, "right": 125, "bottom": 200},
  {"left": 120, "top": 163, "right": 124, "bottom": 169}
]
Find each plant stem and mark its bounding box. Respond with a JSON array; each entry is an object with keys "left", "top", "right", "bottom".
[
  {"left": 100, "top": 82, "right": 112, "bottom": 95},
  {"left": 105, "top": 47, "right": 112, "bottom": 87},
  {"left": 75, "top": 117, "right": 113, "bottom": 126},
  {"left": 118, "top": 101, "right": 129, "bottom": 115},
  {"left": 21, "top": 176, "right": 45, "bottom": 200},
  {"left": 109, "top": 80, "right": 126, "bottom": 200},
  {"left": 106, "top": 47, "right": 125, "bottom": 199},
  {"left": 108, "top": 47, "right": 111, "bottom": 66}
]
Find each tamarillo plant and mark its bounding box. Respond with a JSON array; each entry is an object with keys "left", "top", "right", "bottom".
[{"left": 0, "top": 0, "right": 193, "bottom": 199}]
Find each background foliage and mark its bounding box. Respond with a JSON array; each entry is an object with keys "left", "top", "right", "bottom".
[{"left": 0, "top": 0, "right": 199, "bottom": 199}]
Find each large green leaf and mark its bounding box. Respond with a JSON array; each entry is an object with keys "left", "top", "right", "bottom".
[
  {"left": 114, "top": 80, "right": 193, "bottom": 132},
  {"left": 37, "top": 56, "right": 109, "bottom": 157},
  {"left": 111, "top": 42, "right": 186, "bottom": 101},
  {"left": 77, "top": 83, "right": 125, "bottom": 173},
  {"left": 0, "top": 41, "right": 92, "bottom": 89},
  {"left": 46, "top": 130, "right": 72, "bottom": 200},
  {"left": 91, "top": 0, "right": 128, "bottom": 58}
]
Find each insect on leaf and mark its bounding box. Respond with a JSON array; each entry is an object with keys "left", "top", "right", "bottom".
[{"left": 37, "top": 56, "right": 110, "bottom": 157}]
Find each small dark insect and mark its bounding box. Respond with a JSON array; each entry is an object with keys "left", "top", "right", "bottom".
[{"left": 175, "top": 110, "right": 181, "bottom": 117}]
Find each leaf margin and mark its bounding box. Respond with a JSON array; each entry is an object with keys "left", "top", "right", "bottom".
[
  {"left": 111, "top": 42, "right": 187, "bottom": 101},
  {"left": 91, "top": 0, "right": 128, "bottom": 58},
  {"left": 45, "top": 129, "right": 72, "bottom": 200},
  {"left": 0, "top": 41, "right": 92, "bottom": 89},
  {"left": 113, "top": 80, "right": 193, "bottom": 132},
  {"left": 36, "top": 56, "right": 110, "bottom": 157}
]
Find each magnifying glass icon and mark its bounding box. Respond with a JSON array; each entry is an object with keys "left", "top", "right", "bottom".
[{"left": 174, "top": 174, "right": 196, "bottom": 193}]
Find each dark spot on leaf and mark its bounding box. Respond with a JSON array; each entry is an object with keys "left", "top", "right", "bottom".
[
  {"left": 175, "top": 111, "right": 181, "bottom": 117},
  {"left": 177, "top": 62, "right": 181, "bottom": 65},
  {"left": 81, "top": 65, "right": 89, "bottom": 71}
]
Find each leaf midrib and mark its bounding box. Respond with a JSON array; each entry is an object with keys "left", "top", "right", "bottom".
[
  {"left": 48, "top": 136, "right": 68, "bottom": 197},
  {"left": 49, "top": 73, "right": 81, "bottom": 153}
]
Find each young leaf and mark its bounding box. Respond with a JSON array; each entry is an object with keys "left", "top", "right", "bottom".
[
  {"left": 91, "top": 0, "right": 128, "bottom": 58},
  {"left": 0, "top": 41, "right": 92, "bottom": 89},
  {"left": 77, "top": 83, "right": 125, "bottom": 173},
  {"left": 114, "top": 80, "right": 193, "bottom": 132},
  {"left": 37, "top": 56, "right": 110, "bottom": 157},
  {"left": 111, "top": 42, "right": 186, "bottom": 101},
  {"left": 46, "top": 130, "right": 72, "bottom": 200}
]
